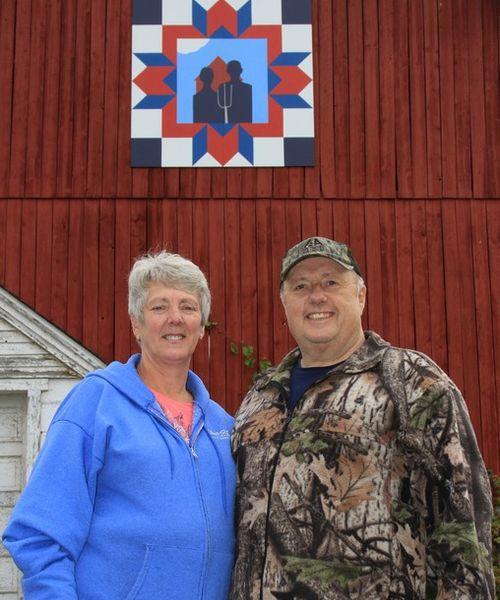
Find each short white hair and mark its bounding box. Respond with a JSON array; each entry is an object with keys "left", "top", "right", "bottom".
[
  {"left": 128, "top": 251, "right": 211, "bottom": 325},
  {"left": 354, "top": 273, "right": 365, "bottom": 292}
]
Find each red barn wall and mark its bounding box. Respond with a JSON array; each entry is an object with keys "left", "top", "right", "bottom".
[{"left": 0, "top": 0, "right": 498, "bottom": 470}]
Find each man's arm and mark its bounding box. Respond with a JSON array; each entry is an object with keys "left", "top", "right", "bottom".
[{"left": 408, "top": 370, "right": 494, "bottom": 598}]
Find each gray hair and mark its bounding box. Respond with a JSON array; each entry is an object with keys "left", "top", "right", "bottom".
[
  {"left": 128, "top": 251, "right": 211, "bottom": 325},
  {"left": 355, "top": 273, "right": 365, "bottom": 293}
]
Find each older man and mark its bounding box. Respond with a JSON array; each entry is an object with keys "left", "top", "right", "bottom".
[{"left": 231, "top": 237, "right": 494, "bottom": 599}]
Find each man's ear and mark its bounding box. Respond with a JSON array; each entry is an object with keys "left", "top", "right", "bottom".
[
  {"left": 279, "top": 285, "right": 286, "bottom": 308},
  {"left": 358, "top": 286, "right": 367, "bottom": 313}
]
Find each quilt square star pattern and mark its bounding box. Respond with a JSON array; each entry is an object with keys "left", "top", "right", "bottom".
[{"left": 131, "top": 0, "right": 314, "bottom": 167}]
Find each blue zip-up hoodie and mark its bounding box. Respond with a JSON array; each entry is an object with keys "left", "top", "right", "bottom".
[{"left": 3, "top": 355, "right": 236, "bottom": 599}]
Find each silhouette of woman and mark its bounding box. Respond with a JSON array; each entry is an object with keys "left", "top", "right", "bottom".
[{"left": 193, "top": 67, "right": 223, "bottom": 123}]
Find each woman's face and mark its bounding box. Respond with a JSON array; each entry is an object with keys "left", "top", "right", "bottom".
[{"left": 131, "top": 282, "right": 204, "bottom": 368}]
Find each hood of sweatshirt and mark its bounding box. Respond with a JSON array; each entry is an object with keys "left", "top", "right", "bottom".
[
  {"left": 85, "top": 354, "right": 232, "bottom": 515},
  {"left": 86, "top": 354, "right": 211, "bottom": 414}
]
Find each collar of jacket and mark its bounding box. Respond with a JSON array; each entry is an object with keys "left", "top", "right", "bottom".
[{"left": 254, "top": 331, "right": 391, "bottom": 391}]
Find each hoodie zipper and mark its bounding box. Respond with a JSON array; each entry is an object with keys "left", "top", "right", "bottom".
[
  {"left": 186, "top": 406, "right": 211, "bottom": 599},
  {"left": 190, "top": 417, "right": 204, "bottom": 458},
  {"left": 148, "top": 403, "right": 200, "bottom": 457},
  {"left": 147, "top": 404, "right": 210, "bottom": 599}
]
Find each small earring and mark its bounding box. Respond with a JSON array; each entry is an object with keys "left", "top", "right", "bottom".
[{"left": 281, "top": 320, "right": 287, "bottom": 327}]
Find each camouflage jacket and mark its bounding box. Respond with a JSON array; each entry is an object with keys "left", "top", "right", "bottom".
[{"left": 231, "top": 332, "right": 494, "bottom": 599}]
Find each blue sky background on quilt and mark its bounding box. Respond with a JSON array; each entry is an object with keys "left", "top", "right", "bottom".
[{"left": 177, "top": 38, "right": 268, "bottom": 123}]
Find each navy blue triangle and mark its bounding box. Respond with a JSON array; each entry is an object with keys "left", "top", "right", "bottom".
[
  {"left": 210, "top": 26, "right": 235, "bottom": 39},
  {"left": 193, "top": 1, "right": 207, "bottom": 35},
  {"left": 268, "top": 69, "right": 282, "bottom": 93},
  {"left": 134, "top": 94, "right": 174, "bottom": 109},
  {"left": 163, "top": 69, "right": 177, "bottom": 93},
  {"left": 134, "top": 53, "right": 173, "bottom": 67},
  {"left": 238, "top": 126, "right": 254, "bottom": 164},
  {"left": 237, "top": 1, "right": 252, "bottom": 36},
  {"left": 209, "top": 123, "right": 236, "bottom": 136}
]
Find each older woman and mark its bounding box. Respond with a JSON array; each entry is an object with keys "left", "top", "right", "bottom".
[{"left": 3, "top": 252, "right": 236, "bottom": 599}]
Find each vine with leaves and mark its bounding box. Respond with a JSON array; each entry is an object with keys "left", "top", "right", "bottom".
[{"left": 205, "top": 321, "right": 272, "bottom": 376}]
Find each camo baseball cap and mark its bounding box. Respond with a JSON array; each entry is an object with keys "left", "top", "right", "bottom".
[{"left": 280, "top": 237, "right": 363, "bottom": 283}]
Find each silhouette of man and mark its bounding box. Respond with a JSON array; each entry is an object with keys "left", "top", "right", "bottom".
[
  {"left": 217, "top": 60, "right": 253, "bottom": 124},
  {"left": 193, "top": 67, "right": 222, "bottom": 123}
]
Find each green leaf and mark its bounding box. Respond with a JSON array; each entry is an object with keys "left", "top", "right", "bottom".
[
  {"left": 431, "top": 522, "right": 490, "bottom": 570},
  {"left": 244, "top": 356, "right": 256, "bottom": 368},
  {"left": 284, "top": 556, "right": 363, "bottom": 587},
  {"left": 242, "top": 345, "right": 254, "bottom": 358},
  {"left": 391, "top": 500, "right": 412, "bottom": 522},
  {"left": 309, "top": 439, "right": 330, "bottom": 453},
  {"left": 281, "top": 432, "right": 328, "bottom": 457},
  {"left": 409, "top": 390, "right": 443, "bottom": 429},
  {"left": 230, "top": 342, "right": 239, "bottom": 355},
  {"left": 288, "top": 416, "right": 314, "bottom": 432},
  {"left": 281, "top": 439, "right": 301, "bottom": 456},
  {"left": 259, "top": 359, "right": 272, "bottom": 372}
]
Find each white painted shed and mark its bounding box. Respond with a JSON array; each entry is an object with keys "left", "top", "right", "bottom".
[{"left": 0, "top": 287, "right": 104, "bottom": 599}]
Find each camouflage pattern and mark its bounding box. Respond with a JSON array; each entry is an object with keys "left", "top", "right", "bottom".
[
  {"left": 280, "top": 237, "right": 363, "bottom": 283},
  {"left": 231, "top": 332, "right": 494, "bottom": 599}
]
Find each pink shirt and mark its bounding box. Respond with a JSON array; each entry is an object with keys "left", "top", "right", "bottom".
[{"left": 151, "top": 389, "right": 194, "bottom": 442}]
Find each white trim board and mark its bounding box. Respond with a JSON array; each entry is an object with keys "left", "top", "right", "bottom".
[{"left": 0, "top": 286, "right": 105, "bottom": 377}]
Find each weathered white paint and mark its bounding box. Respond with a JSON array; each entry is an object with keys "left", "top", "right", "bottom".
[
  {"left": 0, "top": 287, "right": 104, "bottom": 378},
  {"left": 0, "top": 287, "right": 105, "bottom": 599},
  {"left": 0, "top": 393, "right": 25, "bottom": 598}
]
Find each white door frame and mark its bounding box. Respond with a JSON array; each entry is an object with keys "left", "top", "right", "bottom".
[{"left": 0, "top": 380, "right": 48, "bottom": 481}]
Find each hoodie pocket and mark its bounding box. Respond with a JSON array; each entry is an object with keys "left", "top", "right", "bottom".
[{"left": 125, "top": 545, "right": 205, "bottom": 600}]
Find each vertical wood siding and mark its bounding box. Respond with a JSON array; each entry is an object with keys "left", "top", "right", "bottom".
[
  {"left": 0, "top": 0, "right": 498, "bottom": 199},
  {"left": 0, "top": 1, "right": 498, "bottom": 471},
  {"left": 0, "top": 198, "right": 498, "bottom": 471}
]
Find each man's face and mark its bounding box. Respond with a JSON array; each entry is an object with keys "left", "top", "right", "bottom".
[{"left": 281, "top": 257, "right": 366, "bottom": 365}]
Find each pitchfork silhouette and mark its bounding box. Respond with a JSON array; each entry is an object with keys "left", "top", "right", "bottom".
[{"left": 217, "top": 84, "right": 233, "bottom": 124}]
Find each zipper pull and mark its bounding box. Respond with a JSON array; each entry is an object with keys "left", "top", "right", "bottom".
[{"left": 190, "top": 445, "right": 198, "bottom": 459}]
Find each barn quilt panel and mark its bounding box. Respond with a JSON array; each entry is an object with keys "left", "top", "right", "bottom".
[{"left": 131, "top": 0, "right": 314, "bottom": 167}]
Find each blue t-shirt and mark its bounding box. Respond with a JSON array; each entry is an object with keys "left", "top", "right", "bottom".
[{"left": 289, "top": 361, "right": 344, "bottom": 412}]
